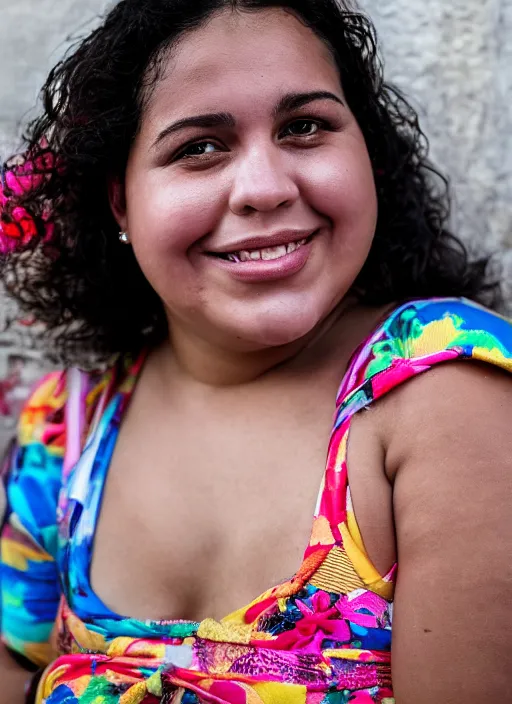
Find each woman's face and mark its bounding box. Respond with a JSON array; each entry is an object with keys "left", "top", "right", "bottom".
[{"left": 112, "top": 8, "right": 377, "bottom": 351}]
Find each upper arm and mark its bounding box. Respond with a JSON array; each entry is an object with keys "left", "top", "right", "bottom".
[
  {"left": 385, "top": 363, "right": 512, "bottom": 703},
  {"left": 0, "top": 374, "right": 66, "bottom": 669}
]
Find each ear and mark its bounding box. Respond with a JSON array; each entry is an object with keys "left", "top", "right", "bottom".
[{"left": 108, "top": 174, "right": 128, "bottom": 231}]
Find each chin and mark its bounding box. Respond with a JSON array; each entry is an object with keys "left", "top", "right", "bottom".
[{"left": 223, "top": 303, "right": 325, "bottom": 350}]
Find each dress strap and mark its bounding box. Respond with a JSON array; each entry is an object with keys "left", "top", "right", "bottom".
[
  {"left": 335, "top": 297, "right": 512, "bottom": 424},
  {"left": 309, "top": 297, "right": 512, "bottom": 599},
  {"left": 63, "top": 368, "right": 89, "bottom": 478}
]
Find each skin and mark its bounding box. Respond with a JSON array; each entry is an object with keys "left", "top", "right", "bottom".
[
  {"left": 0, "top": 650, "right": 30, "bottom": 704},
  {"left": 99, "top": 3, "right": 396, "bottom": 629},
  {"left": 365, "top": 363, "right": 512, "bottom": 702},
  {"left": 2, "top": 8, "right": 512, "bottom": 704},
  {"left": 110, "top": 8, "right": 378, "bottom": 384}
]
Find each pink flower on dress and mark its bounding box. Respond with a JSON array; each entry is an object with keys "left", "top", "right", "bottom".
[
  {"left": 335, "top": 591, "right": 388, "bottom": 629},
  {"left": 270, "top": 591, "right": 351, "bottom": 654}
]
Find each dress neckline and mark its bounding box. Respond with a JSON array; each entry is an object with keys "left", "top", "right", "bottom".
[{"left": 62, "top": 302, "right": 412, "bottom": 627}]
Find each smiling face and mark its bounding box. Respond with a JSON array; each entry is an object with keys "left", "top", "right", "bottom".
[{"left": 111, "top": 8, "right": 378, "bottom": 353}]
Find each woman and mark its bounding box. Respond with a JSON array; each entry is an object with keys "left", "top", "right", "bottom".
[{"left": 0, "top": 1, "right": 511, "bottom": 702}]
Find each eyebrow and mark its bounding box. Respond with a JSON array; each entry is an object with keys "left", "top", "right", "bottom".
[
  {"left": 152, "top": 112, "right": 235, "bottom": 149},
  {"left": 151, "top": 91, "right": 345, "bottom": 149},
  {"left": 273, "top": 91, "right": 345, "bottom": 116}
]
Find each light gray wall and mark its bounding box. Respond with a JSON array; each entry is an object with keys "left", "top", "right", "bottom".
[
  {"left": 0, "top": 0, "right": 109, "bottom": 153},
  {"left": 0, "top": 0, "right": 510, "bottom": 299},
  {"left": 364, "top": 0, "right": 512, "bottom": 295}
]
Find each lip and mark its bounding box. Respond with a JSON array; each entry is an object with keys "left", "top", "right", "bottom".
[
  {"left": 206, "top": 235, "right": 315, "bottom": 283},
  {"left": 207, "top": 229, "right": 318, "bottom": 255}
]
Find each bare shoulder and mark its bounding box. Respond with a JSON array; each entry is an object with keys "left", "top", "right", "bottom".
[
  {"left": 380, "top": 361, "right": 512, "bottom": 476},
  {"left": 377, "top": 362, "right": 512, "bottom": 703}
]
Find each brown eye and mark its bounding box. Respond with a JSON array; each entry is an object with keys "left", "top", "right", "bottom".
[
  {"left": 176, "top": 141, "right": 220, "bottom": 160},
  {"left": 283, "top": 120, "right": 320, "bottom": 137}
]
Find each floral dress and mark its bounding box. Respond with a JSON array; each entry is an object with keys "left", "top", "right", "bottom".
[{"left": 2, "top": 297, "right": 511, "bottom": 704}]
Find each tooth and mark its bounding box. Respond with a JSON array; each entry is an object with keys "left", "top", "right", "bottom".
[
  {"left": 250, "top": 250, "right": 261, "bottom": 260},
  {"left": 261, "top": 245, "right": 287, "bottom": 261},
  {"left": 287, "top": 242, "right": 297, "bottom": 254},
  {"left": 227, "top": 253, "right": 240, "bottom": 262},
  {"left": 239, "top": 250, "right": 251, "bottom": 262}
]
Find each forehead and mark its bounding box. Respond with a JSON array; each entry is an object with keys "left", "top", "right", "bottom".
[{"left": 142, "top": 8, "right": 341, "bottom": 124}]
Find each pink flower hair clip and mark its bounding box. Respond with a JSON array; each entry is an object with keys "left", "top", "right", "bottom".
[{"left": 0, "top": 145, "right": 57, "bottom": 255}]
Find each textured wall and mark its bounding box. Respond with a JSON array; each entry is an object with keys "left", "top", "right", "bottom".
[
  {"left": 364, "top": 0, "right": 512, "bottom": 296},
  {"left": 0, "top": 0, "right": 106, "bottom": 152},
  {"left": 0, "top": 0, "right": 510, "bottom": 288}
]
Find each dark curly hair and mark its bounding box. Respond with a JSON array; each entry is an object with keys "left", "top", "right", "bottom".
[{"left": 0, "top": 0, "right": 498, "bottom": 366}]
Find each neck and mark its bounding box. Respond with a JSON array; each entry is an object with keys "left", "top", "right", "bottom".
[{"left": 158, "top": 298, "right": 359, "bottom": 388}]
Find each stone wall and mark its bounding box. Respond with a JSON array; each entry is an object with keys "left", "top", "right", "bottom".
[{"left": 364, "top": 0, "right": 512, "bottom": 289}]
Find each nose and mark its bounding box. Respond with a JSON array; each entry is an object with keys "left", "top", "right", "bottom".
[{"left": 228, "top": 142, "right": 300, "bottom": 215}]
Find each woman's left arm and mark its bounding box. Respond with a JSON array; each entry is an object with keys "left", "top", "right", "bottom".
[{"left": 387, "top": 362, "right": 512, "bottom": 704}]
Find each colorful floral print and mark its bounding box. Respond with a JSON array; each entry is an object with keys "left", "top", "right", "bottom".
[
  {"left": 0, "top": 147, "right": 57, "bottom": 253},
  {"left": 2, "top": 297, "right": 511, "bottom": 703}
]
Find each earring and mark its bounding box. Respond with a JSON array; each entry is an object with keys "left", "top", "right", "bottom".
[{"left": 119, "top": 231, "right": 130, "bottom": 245}]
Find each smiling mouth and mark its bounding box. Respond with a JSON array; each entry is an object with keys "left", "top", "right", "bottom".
[{"left": 210, "top": 235, "right": 313, "bottom": 263}]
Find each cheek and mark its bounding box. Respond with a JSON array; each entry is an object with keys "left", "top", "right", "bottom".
[
  {"left": 125, "top": 174, "right": 224, "bottom": 311},
  {"left": 127, "top": 170, "right": 226, "bottom": 256},
  {"left": 302, "top": 141, "right": 377, "bottom": 239}
]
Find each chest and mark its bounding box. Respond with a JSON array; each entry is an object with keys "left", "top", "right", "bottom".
[{"left": 89, "top": 385, "right": 337, "bottom": 622}]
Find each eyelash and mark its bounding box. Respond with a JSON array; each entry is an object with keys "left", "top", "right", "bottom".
[{"left": 172, "top": 118, "right": 335, "bottom": 162}]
